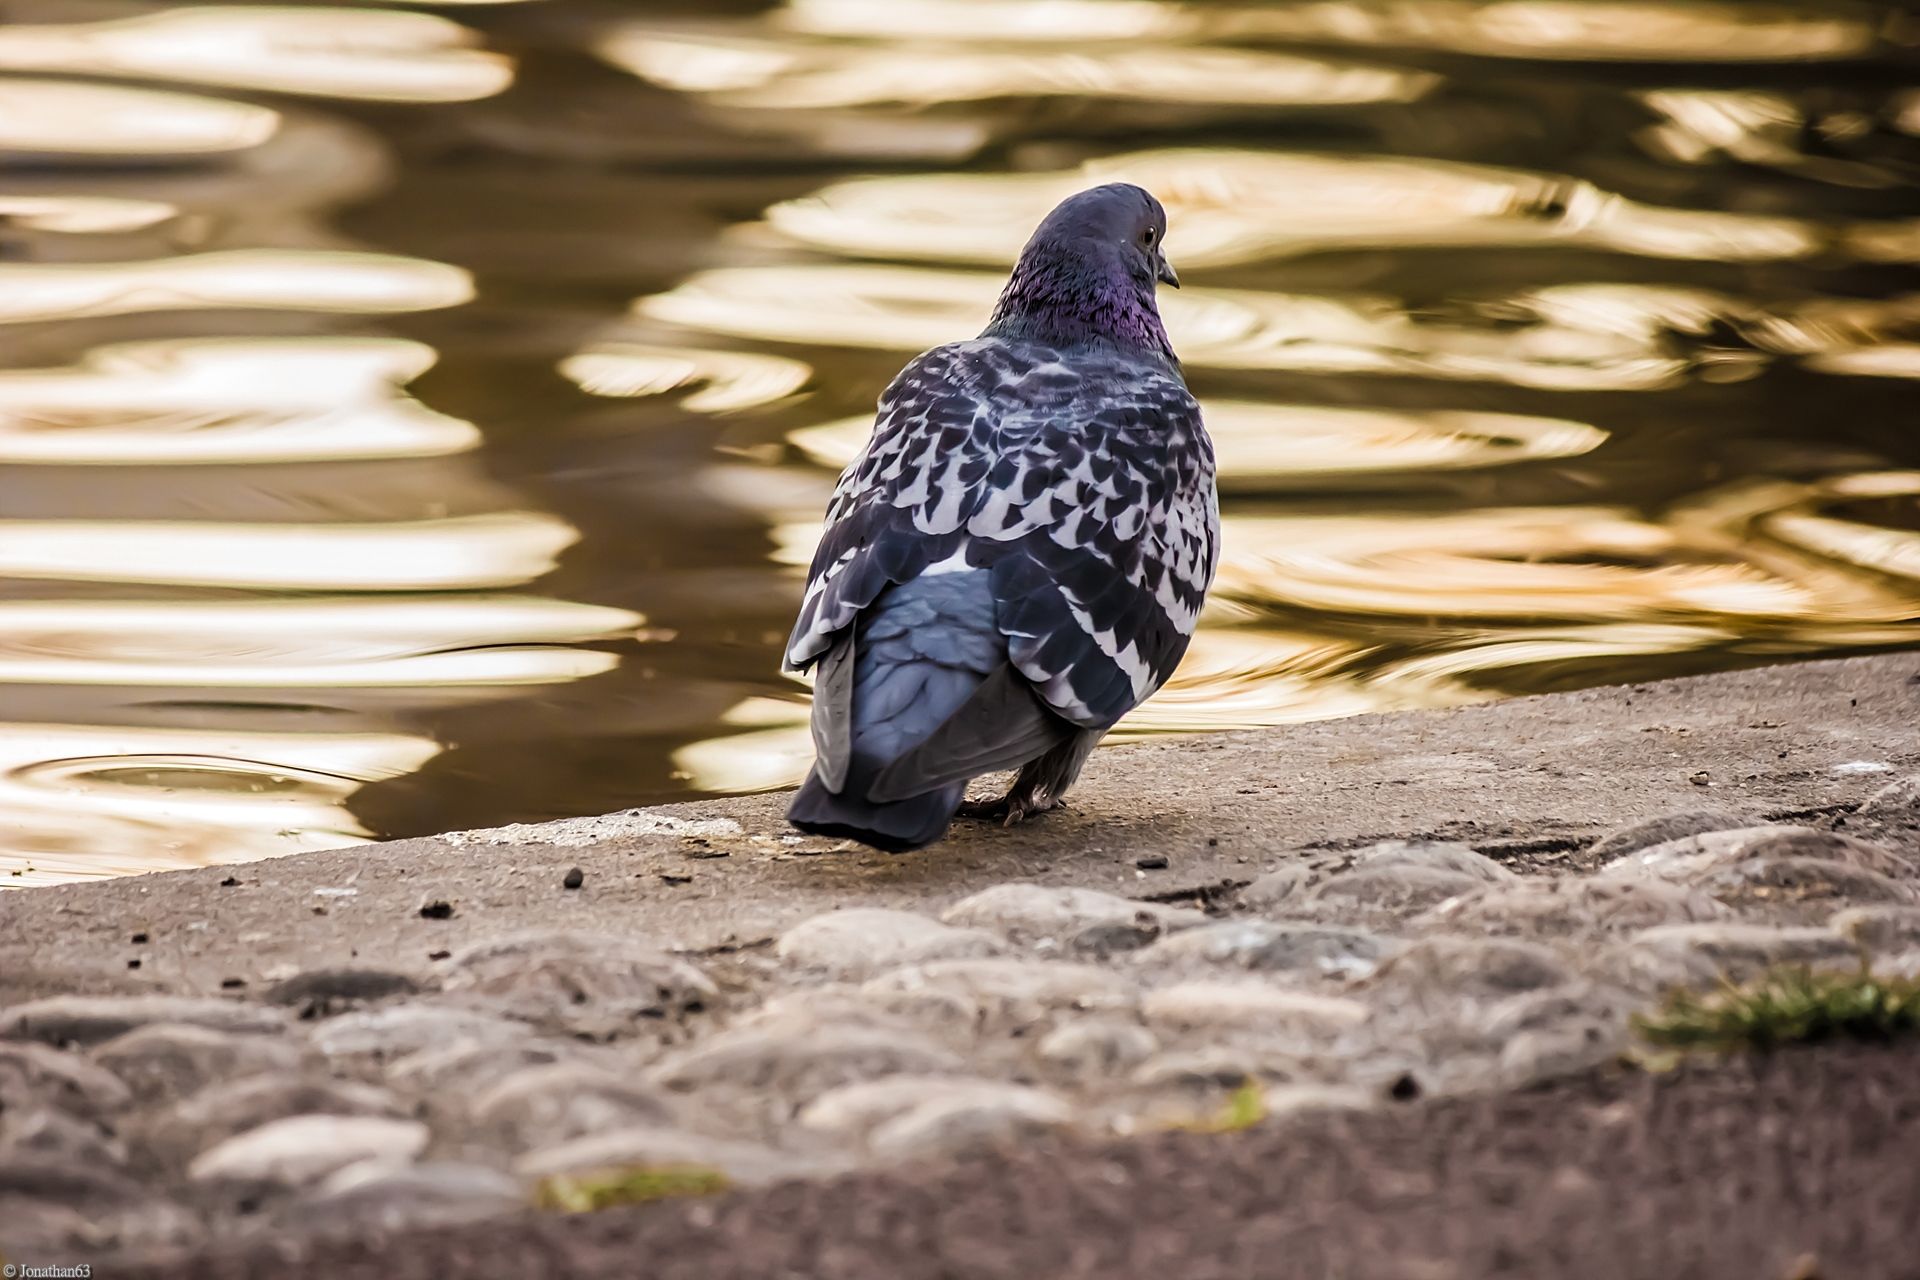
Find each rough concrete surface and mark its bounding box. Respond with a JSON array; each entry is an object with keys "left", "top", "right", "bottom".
[{"left": 2, "top": 653, "right": 1919, "bottom": 1276}]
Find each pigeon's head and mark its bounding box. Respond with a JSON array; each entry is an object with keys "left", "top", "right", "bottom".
[
  {"left": 1031, "top": 182, "right": 1181, "bottom": 291},
  {"left": 986, "top": 183, "right": 1181, "bottom": 358}
]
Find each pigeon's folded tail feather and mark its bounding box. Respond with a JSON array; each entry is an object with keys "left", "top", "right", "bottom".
[
  {"left": 788, "top": 773, "right": 966, "bottom": 853},
  {"left": 868, "top": 663, "right": 1072, "bottom": 803},
  {"left": 790, "top": 571, "right": 1061, "bottom": 851}
]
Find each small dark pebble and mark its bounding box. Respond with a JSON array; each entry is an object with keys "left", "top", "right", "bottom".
[
  {"left": 427, "top": 950, "right": 451, "bottom": 962},
  {"left": 267, "top": 968, "right": 420, "bottom": 1010},
  {"left": 220, "top": 876, "right": 241, "bottom": 887},
  {"left": 1135, "top": 854, "right": 1170, "bottom": 871},
  {"left": 562, "top": 867, "right": 585, "bottom": 890},
  {"left": 1072, "top": 921, "right": 1161, "bottom": 956},
  {"left": 660, "top": 873, "right": 693, "bottom": 886},
  {"left": 419, "top": 901, "right": 455, "bottom": 920},
  {"left": 221, "top": 978, "right": 247, "bottom": 990},
  {"left": 130, "top": 931, "right": 149, "bottom": 944},
  {"left": 1389, "top": 1073, "right": 1422, "bottom": 1102},
  {"left": 686, "top": 849, "right": 730, "bottom": 861},
  {"left": 127, "top": 958, "right": 142, "bottom": 970}
]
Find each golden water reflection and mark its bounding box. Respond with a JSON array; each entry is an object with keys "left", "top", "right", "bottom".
[
  {"left": 5, "top": 0, "right": 1919, "bottom": 883},
  {"left": 774, "top": 0, "right": 1870, "bottom": 61},
  {"left": 643, "top": 263, "right": 1758, "bottom": 390},
  {"left": 601, "top": 32, "right": 1437, "bottom": 111},
  {"left": 791, "top": 402, "right": 1608, "bottom": 489},
  {"left": 766, "top": 151, "right": 1827, "bottom": 268},
  {"left": 0, "top": 77, "right": 279, "bottom": 156},
  {"left": 0, "top": 7, "right": 515, "bottom": 102},
  {"left": 0, "top": 723, "right": 440, "bottom": 887},
  {"left": 0, "top": 251, "right": 473, "bottom": 325},
  {"left": 0, "top": 338, "right": 479, "bottom": 465},
  {"left": 560, "top": 343, "right": 814, "bottom": 413}
]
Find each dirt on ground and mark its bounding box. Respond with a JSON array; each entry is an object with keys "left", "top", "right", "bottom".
[{"left": 106, "top": 1043, "right": 1920, "bottom": 1280}]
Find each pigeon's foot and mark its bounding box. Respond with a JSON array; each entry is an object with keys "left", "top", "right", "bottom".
[{"left": 956, "top": 791, "right": 1061, "bottom": 828}]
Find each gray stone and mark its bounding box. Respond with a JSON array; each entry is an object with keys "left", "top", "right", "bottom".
[
  {"left": 1035, "top": 1021, "right": 1159, "bottom": 1074},
  {"left": 1305, "top": 865, "right": 1487, "bottom": 913},
  {"left": 189, "top": 1114, "right": 430, "bottom": 1186},
  {"left": 776, "top": 908, "right": 1002, "bottom": 978},
  {"left": 386, "top": 1038, "right": 580, "bottom": 1093},
  {"left": 739, "top": 985, "right": 926, "bottom": 1034},
  {"left": 309, "top": 1004, "right": 534, "bottom": 1060},
  {"left": 1612, "top": 924, "right": 1859, "bottom": 990},
  {"left": 265, "top": 968, "right": 424, "bottom": 1016},
  {"left": 1703, "top": 857, "right": 1916, "bottom": 907},
  {"left": 1601, "top": 825, "right": 1912, "bottom": 884},
  {"left": 91, "top": 1023, "right": 303, "bottom": 1101},
  {"left": 1830, "top": 905, "right": 1920, "bottom": 953},
  {"left": 0, "top": 1041, "right": 133, "bottom": 1115},
  {"left": 1586, "top": 810, "right": 1754, "bottom": 861},
  {"left": 0, "top": 1164, "right": 199, "bottom": 1252},
  {"left": 144, "top": 1075, "right": 410, "bottom": 1166},
  {"left": 860, "top": 959, "right": 1138, "bottom": 1026},
  {"left": 1875, "top": 951, "right": 1920, "bottom": 978},
  {"left": 1416, "top": 878, "right": 1727, "bottom": 937},
  {"left": 1140, "top": 981, "right": 1370, "bottom": 1034},
  {"left": 1238, "top": 864, "right": 1314, "bottom": 910},
  {"left": 294, "top": 1161, "right": 521, "bottom": 1231},
  {"left": 1128, "top": 1046, "right": 1314, "bottom": 1091},
  {"left": 1371, "top": 938, "right": 1572, "bottom": 1001},
  {"left": 0, "top": 995, "right": 285, "bottom": 1047},
  {"left": 2, "top": 1105, "right": 128, "bottom": 1167},
  {"left": 1496, "top": 1022, "right": 1622, "bottom": 1088},
  {"left": 868, "top": 1086, "right": 1076, "bottom": 1160},
  {"left": 1472, "top": 986, "right": 1633, "bottom": 1088},
  {"left": 443, "top": 932, "right": 719, "bottom": 1032},
  {"left": 1242, "top": 841, "right": 1512, "bottom": 913},
  {"left": 1067, "top": 920, "right": 1166, "bottom": 956},
  {"left": 941, "top": 884, "right": 1207, "bottom": 940},
  {"left": 514, "top": 1125, "right": 815, "bottom": 1186},
  {"left": 647, "top": 1020, "right": 963, "bottom": 1099},
  {"left": 0, "top": 1196, "right": 99, "bottom": 1253},
  {"left": 1351, "top": 840, "right": 1515, "bottom": 882},
  {"left": 472, "top": 1062, "right": 675, "bottom": 1150},
  {"left": 1136, "top": 920, "right": 1398, "bottom": 979},
  {"left": 799, "top": 1075, "right": 1072, "bottom": 1149},
  {"left": 1858, "top": 774, "right": 1920, "bottom": 819},
  {"left": 1475, "top": 986, "right": 1631, "bottom": 1040}
]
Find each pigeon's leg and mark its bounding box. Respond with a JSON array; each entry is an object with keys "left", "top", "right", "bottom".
[{"left": 958, "top": 730, "right": 1103, "bottom": 826}]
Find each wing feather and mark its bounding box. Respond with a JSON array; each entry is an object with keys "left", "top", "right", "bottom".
[{"left": 785, "top": 336, "right": 1218, "bottom": 733}]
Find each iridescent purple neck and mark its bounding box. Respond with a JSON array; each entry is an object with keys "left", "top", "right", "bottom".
[{"left": 982, "top": 240, "right": 1174, "bottom": 361}]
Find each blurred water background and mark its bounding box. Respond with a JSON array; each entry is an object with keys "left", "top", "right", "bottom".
[{"left": 1, "top": 0, "right": 1918, "bottom": 883}]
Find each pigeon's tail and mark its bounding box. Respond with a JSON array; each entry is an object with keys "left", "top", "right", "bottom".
[
  {"left": 787, "top": 771, "right": 966, "bottom": 852},
  {"left": 793, "top": 569, "right": 1072, "bottom": 853}
]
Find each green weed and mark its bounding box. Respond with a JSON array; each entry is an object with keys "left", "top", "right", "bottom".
[{"left": 1633, "top": 965, "right": 1920, "bottom": 1053}]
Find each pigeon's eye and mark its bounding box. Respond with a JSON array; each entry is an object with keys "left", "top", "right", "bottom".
[{"left": 1142, "top": 227, "right": 1157, "bottom": 246}]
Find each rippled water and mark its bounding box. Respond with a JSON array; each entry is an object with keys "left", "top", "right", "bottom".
[{"left": 2, "top": 0, "right": 1918, "bottom": 884}]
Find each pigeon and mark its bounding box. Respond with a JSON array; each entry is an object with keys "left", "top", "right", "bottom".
[{"left": 784, "top": 182, "right": 1219, "bottom": 851}]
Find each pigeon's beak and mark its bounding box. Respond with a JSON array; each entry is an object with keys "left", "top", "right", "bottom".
[{"left": 1155, "top": 252, "right": 1180, "bottom": 289}]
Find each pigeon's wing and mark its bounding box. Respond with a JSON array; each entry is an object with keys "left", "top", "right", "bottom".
[
  {"left": 970, "top": 357, "right": 1219, "bottom": 729},
  {"left": 784, "top": 339, "right": 1218, "bottom": 732},
  {"left": 784, "top": 341, "right": 1004, "bottom": 673},
  {"left": 807, "top": 630, "right": 855, "bottom": 791}
]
